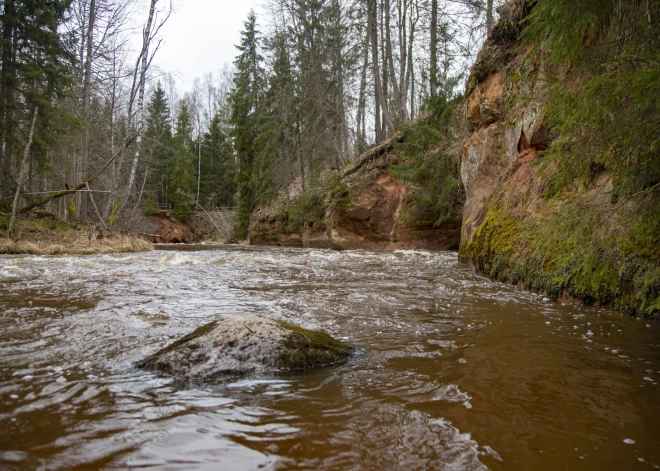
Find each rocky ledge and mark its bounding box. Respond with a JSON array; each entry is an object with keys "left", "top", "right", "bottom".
[{"left": 137, "top": 315, "right": 353, "bottom": 380}]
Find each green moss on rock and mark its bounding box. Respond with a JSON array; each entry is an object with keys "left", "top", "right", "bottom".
[
  {"left": 136, "top": 316, "right": 354, "bottom": 380},
  {"left": 460, "top": 199, "right": 660, "bottom": 318},
  {"left": 277, "top": 321, "right": 353, "bottom": 370}
]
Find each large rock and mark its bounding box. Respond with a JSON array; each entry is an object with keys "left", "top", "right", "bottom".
[{"left": 137, "top": 316, "right": 353, "bottom": 380}]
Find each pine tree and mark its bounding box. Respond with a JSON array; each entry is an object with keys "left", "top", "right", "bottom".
[
  {"left": 229, "top": 10, "right": 265, "bottom": 238},
  {"left": 143, "top": 82, "right": 173, "bottom": 210},
  {"left": 200, "top": 113, "right": 236, "bottom": 208}
]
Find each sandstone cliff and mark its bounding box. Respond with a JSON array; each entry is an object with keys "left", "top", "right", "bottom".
[
  {"left": 250, "top": 131, "right": 461, "bottom": 251},
  {"left": 459, "top": 1, "right": 659, "bottom": 317},
  {"left": 247, "top": 0, "right": 658, "bottom": 316}
]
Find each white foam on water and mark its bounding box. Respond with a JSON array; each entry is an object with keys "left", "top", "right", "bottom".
[
  {"left": 433, "top": 383, "right": 472, "bottom": 407},
  {"left": 167, "top": 254, "right": 205, "bottom": 265},
  {"left": 430, "top": 416, "right": 502, "bottom": 469}
]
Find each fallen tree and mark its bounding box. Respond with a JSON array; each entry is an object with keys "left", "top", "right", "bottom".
[{"left": 16, "top": 133, "right": 138, "bottom": 217}]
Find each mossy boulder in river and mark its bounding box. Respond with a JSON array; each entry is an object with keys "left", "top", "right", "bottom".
[{"left": 137, "top": 315, "right": 353, "bottom": 380}]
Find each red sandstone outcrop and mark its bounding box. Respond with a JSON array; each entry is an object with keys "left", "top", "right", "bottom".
[
  {"left": 151, "top": 216, "right": 195, "bottom": 243},
  {"left": 250, "top": 141, "right": 461, "bottom": 251},
  {"left": 461, "top": 35, "right": 551, "bottom": 249}
]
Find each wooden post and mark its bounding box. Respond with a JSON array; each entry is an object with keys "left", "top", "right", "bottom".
[{"left": 86, "top": 181, "right": 109, "bottom": 231}]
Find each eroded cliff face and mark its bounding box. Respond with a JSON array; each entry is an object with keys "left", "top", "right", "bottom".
[
  {"left": 250, "top": 135, "right": 460, "bottom": 251},
  {"left": 330, "top": 165, "right": 460, "bottom": 251},
  {"left": 461, "top": 57, "right": 551, "bottom": 249},
  {"left": 458, "top": 1, "right": 659, "bottom": 316},
  {"left": 150, "top": 215, "right": 195, "bottom": 243}
]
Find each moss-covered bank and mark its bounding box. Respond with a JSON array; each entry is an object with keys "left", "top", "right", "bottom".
[{"left": 460, "top": 198, "right": 660, "bottom": 318}]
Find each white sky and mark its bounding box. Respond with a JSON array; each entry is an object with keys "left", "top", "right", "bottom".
[{"left": 150, "top": 0, "right": 261, "bottom": 90}]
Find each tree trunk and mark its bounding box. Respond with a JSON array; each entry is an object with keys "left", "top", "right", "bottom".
[
  {"left": 297, "top": 119, "right": 306, "bottom": 192},
  {"left": 135, "top": 164, "right": 149, "bottom": 209},
  {"left": 430, "top": 0, "right": 437, "bottom": 99},
  {"left": 367, "top": 0, "right": 381, "bottom": 141},
  {"left": 103, "top": 46, "right": 120, "bottom": 220},
  {"left": 80, "top": 0, "right": 96, "bottom": 222},
  {"left": 368, "top": 0, "right": 394, "bottom": 141},
  {"left": 380, "top": 1, "right": 388, "bottom": 133},
  {"left": 121, "top": 0, "right": 157, "bottom": 211},
  {"left": 386, "top": 0, "right": 403, "bottom": 124},
  {"left": 8, "top": 106, "right": 38, "bottom": 239},
  {"left": 0, "top": 0, "right": 15, "bottom": 199},
  {"left": 486, "top": 0, "right": 494, "bottom": 36},
  {"left": 407, "top": 0, "right": 418, "bottom": 119},
  {"left": 86, "top": 181, "right": 108, "bottom": 230},
  {"left": 197, "top": 134, "right": 201, "bottom": 204},
  {"left": 356, "top": 29, "right": 369, "bottom": 152},
  {"left": 398, "top": 0, "right": 409, "bottom": 121}
]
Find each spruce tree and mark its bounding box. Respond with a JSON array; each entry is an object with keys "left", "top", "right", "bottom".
[
  {"left": 144, "top": 82, "right": 173, "bottom": 210},
  {"left": 0, "top": 0, "right": 75, "bottom": 205},
  {"left": 169, "top": 103, "right": 195, "bottom": 220},
  {"left": 229, "top": 10, "right": 265, "bottom": 239},
  {"left": 200, "top": 113, "right": 237, "bottom": 208},
  {"left": 254, "top": 33, "right": 297, "bottom": 205}
]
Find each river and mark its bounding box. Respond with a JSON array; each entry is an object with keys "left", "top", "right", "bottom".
[{"left": 0, "top": 245, "right": 658, "bottom": 470}]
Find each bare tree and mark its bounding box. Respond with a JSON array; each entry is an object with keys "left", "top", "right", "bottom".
[
  {"left": 430, "top": 0, "right": 437, "bottom": 98},
  {"left": 368, "top": 0, "right": 394, "bottom": 141},
  {"left": 119, "top": 0, "right": 172, "bottom": 216}
]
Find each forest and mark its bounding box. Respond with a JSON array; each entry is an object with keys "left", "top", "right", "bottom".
[
  {"left": 1, "top": 0, "right": 658, "bottom": 250},
  {"left": 0, "top": 0, "right": 498, "bottom": 240}
]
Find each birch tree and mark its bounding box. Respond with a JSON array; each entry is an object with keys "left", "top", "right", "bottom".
[{"left": 118, "top": 0, "right": 172, "bottom": 216}]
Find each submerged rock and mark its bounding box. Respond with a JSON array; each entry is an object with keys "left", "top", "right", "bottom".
[{"left": 137, "top": 316, "right": 353, "bottom": 380}]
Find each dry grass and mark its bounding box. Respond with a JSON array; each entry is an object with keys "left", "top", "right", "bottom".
[
  {"left": 0, "top": 215, "right": 153, "bottom": 255},
  {"left": 0, "top": 235, "right": 153, "bottom": 255}
]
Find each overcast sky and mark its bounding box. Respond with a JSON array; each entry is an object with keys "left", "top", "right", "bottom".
[{"left": 151, "top": 0, "right": 261, "bottom": 90}]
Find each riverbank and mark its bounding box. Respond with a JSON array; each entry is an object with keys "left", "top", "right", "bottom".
[
  {"left": 249, "top": 127, "right": 463, "bottom": 251},
  {"left": 0, "top": 212, "right": 152, "bottom": 255},
  {"left": 458, "top": 1, "right": 660, "bottom": 318}
]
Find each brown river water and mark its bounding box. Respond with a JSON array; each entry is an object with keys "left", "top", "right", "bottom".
[{"left": 0, "top": 245, "right": 659, "bottom": 470}]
